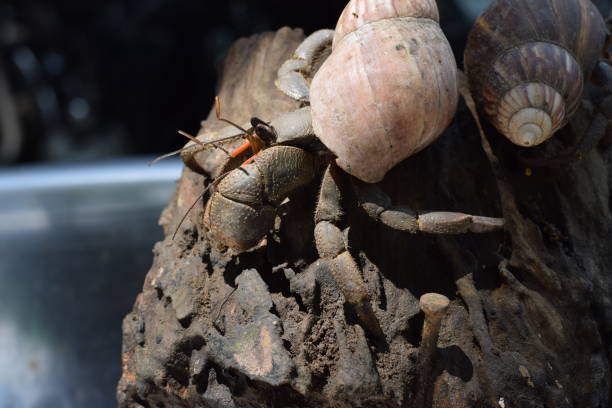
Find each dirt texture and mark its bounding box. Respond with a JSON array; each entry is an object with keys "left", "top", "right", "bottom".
[{"left": 117, "top": 27, "right": 612, "bottom": 407}]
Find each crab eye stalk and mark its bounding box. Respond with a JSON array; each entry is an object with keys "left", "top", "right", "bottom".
[
  {"left": 250, "top": 117, "right": 267, "bottom": 127},
  {"left": 254, "top": 123, "right": 277, "bottom": 144}
]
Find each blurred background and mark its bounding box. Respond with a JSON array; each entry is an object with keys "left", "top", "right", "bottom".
[{"left": 0, "top": 1, "right": 609, "bottom": 407}]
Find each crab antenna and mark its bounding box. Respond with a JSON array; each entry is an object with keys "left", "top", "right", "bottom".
[
  {"left": 215, "top": 95, "right": 221, "bottom": 118},
  {"left": 212, "top": 287, "right": 237, "bottom": 331},
  {"left": 214, "top": 96, "right": 249, "bottom": 134},
  {"left": 149, "top": 130, "right": 210, "bottom": 166},
  {"left": 148, "top": 147, "right": 185, "bottom": 166},
  {"left": 172, "top": 194, "right": 204, "bottom": 240},
  {"left": 177, "top": 130, "right": 207, "bottom": 146},
  {"left": 148, "top": 130, "right": 214, "bottom": 166},
  {"left": 179, "top": 129, "right": 246, "bottom": 150},
  {"left": 172, "top": 166, "right": 248, "bottom": 239}
]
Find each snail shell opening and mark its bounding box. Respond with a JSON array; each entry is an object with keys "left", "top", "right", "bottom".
[{"left": 496, "top": 82, "right": 566, "bottom": 147}]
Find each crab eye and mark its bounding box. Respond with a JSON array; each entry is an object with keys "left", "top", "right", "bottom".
[
  {"left": 250, "top": 117, "right": 266, "bottom": 127},
  {"left": 254, "top": 124, "right": 276, "bottom": 144}
]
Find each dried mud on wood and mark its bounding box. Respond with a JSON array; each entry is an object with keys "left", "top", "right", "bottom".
[{"left": 118, "top": 28, "right": 612, "bottom": 408}]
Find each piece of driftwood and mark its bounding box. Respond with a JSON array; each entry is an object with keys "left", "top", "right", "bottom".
[{"left": 117, "top": 27, "right": 612, "bottom": 407}]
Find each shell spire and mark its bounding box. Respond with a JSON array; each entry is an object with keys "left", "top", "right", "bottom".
[{"left": 333, "top": 0, "right": 439, "bottom": 46}]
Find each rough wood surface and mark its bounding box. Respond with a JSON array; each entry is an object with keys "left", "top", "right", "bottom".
[{"left": 117, "top": 27, "right": 612, "bottom": 407}]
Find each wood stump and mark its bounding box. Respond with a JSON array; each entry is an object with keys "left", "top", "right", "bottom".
[{"left": 117, "top": 28, "right": 612, "bottom": 407}]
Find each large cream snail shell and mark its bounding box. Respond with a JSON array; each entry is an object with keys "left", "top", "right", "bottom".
[
  {"left": 310, "top": 0, "right": 458, "bottom": 183},
  {"left": 464, "top": 0, "right": 607, "bottom": 147}
]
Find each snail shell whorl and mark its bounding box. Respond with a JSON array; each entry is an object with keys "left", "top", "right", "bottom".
[
  {"left": 498, "top": 83, "right": 565, "bottom": 146},
  {"left": 333, "top": 0, "right": 439, "bottom": 46},
  {"left": 491, "top": 42, "right": 583, "bottom": 146},
  {"left": 464, "top": 0, "right": 607, "bottom": 146}
]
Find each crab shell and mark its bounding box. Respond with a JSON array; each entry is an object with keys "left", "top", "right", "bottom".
[
  {"left": 310, "top": 0, "right": 458, "bottom": 183},
  {"left": 464, "top": 0, "right": 607, "bottom": 147}
]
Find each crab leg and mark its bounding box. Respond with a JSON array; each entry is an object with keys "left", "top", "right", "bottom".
[
  {"left": 230, "top": 140, "right": 252, "bottom": 158},
  {"left": 351, "top": 179, "right": 505, "bottom": 234},
  {"left": 314, "top": 164, "right": 383, "bottom": 338},
  {"left": 275, "top": 29, "right": 334, "bottom": 103},
  {"left": 591, "top": 60, "right": 612, "bottom": 93}
]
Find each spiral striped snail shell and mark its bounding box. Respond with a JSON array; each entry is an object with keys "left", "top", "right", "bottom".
[
  {"left": 464, "top": 0, "right": 607, "bottom": 147},
  {"left": 310, "top": 0, "right": 458, "bottom": 183}
]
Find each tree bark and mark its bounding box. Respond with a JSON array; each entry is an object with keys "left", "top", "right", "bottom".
[{"left": 117, "top": 27, "right": 612, "bottom": 408}]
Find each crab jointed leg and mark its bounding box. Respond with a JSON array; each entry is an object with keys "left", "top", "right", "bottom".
[
  {"left": 314, "top": 164, "right": 383, "bottom": 338},
  {"left": 275, "top": 29, "right": 334, "bottom": 103},
  {"left": 351, "top": 179, "right": 505, "bottom": 234},
  {"left": 313, "top": 165, "right": 504, "bottom": 337}
]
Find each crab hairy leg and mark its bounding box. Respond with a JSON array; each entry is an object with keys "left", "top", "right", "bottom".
[
  {"left": 242, "top": 152, "right": 259, "bottom": 165},
  {"left": 591, "top": 60, "right": 612, "bottom": 93},
  {"left": 275, "top": 29, "right": 334, "bottom": 103},
  {"left": 351, "top": 179, "right": 504, "bottom": 234},
  {"left": 314, "top": 164, "right": 384, "bottom": 338}
]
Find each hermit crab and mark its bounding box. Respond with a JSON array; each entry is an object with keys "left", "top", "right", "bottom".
[{"left": 178, "top": 0, "right": 505, "bottom": 335}]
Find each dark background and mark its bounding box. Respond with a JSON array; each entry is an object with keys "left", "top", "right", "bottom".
[
  {"left": 8, "top": 0, "right": 610, "bottom": 165},
  {"left": 0, "top": 0, "right": 351, "bottom": 164}
]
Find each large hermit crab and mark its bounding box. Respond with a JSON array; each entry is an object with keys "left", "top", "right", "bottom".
[{"left": 180, "top": 0, "right": 505, "bottom": 335}]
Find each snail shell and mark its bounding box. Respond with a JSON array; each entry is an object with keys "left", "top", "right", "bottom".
[
  {"left": 310, "top": 0, "right": 458, "bottom": 183},
  {"left": 464, "top": 0, "right": 607, "bottom": 147}
]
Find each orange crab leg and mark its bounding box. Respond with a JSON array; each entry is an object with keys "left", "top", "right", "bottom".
[
  {"left": 230, "top": 140, "right": 252, "bottom": 158},
  {"left": 230, "top": 131, "right": 269, "bottom": 160},
  {"left": 242, "top": 152, "right": 259, "bottom": 165}
]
